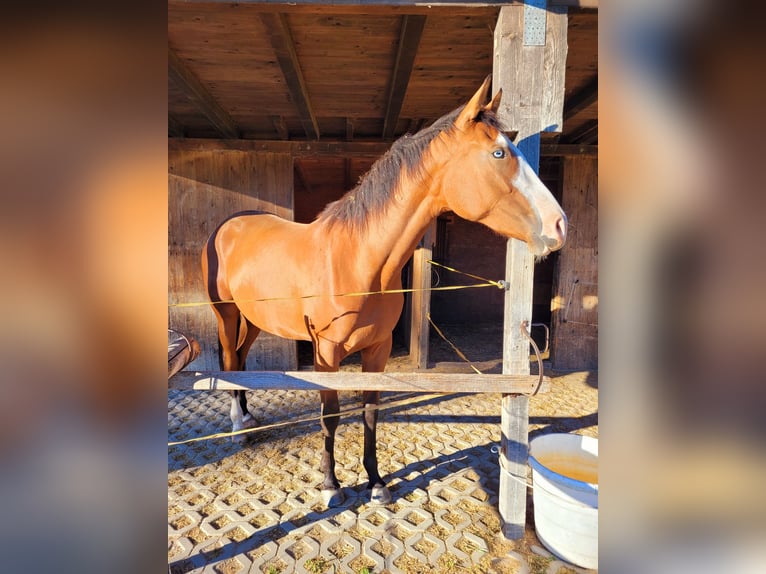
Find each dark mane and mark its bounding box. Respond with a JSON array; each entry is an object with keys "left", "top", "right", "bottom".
[{"left": 316, "top": 105, "right": 504, "bottom": 230}]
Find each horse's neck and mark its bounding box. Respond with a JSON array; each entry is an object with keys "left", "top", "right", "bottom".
[{"left": 356, "top": 177, "right": 440, "bottom": 289}]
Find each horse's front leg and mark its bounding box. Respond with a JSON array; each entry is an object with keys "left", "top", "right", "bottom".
[
  {"left": 361, "top": 337, "right": 393, "bottom": 504},
  {"left": 312, "top": 336, "right": 345, "bottom": 507},
  {"left": 319, "top": 389, "right": 344, "bottom": 506}
]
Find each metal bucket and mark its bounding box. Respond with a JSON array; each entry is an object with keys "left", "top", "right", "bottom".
[{"left": 529, "top": 433, "right": 598, "bottom": 569}]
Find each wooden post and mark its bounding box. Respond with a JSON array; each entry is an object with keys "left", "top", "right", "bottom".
[
  {"left": 499, "top": 239, "right": 535, "bottom": 539},
  {"left": 409, "top": 221, "right": 436, "bottom": 369},
  {"left": 493, "top": 2, "right": 567, "bottom": 539}
]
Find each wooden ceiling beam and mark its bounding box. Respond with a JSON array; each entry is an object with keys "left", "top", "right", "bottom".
[
  {"left": 173, "top": 1, "right": 598, "bottom": 11},
  {"left": 169, "top": 138, "right": 595, "bottom": 157},
  {"left": 168, "top": 47, "right": 239, "bottom": 139},
  {"left": 563, "top": 76, "right": 597, "bottom": 121},
  {"left": 260, "top": 12, "right": 320, "bottom": 140},
  {"left": 382, "top": 15, "right": 427, "bottom": 140},
  {"left": 169, "top": 138, "right": 390, "bottom": 157}
]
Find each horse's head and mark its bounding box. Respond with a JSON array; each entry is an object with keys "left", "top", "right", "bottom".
[{"left": 434, "top": 76, "right": 567, "bottom": 257}]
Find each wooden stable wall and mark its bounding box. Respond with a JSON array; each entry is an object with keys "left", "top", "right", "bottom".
[
  {"left": 551, "top": 156, "right": 598, "bottom": 370},
  {"left": 168, "top": 148, "right": 297, "bottom": 371}
]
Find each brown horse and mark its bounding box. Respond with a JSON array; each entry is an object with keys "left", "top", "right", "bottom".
[{"left": 201, "top": 76, "right": 566, "bottom": 507}]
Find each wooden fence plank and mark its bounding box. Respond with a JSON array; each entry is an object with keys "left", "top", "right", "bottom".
[{"left": 170, "top": 370, "right": 550, "bottom": 394}]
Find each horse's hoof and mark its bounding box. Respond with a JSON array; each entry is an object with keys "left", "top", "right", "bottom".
[
  {"left": 242, "top": 415, "right": 258, "bottom": 429},
  {"left": 230, "top": 416, "right": 258, "bottom": 443},
  {"left": 231, "top": 432, "right": 248, "bottom": 444},
  {"left": 370, "top": 485, "right": 392, "bottom": 505},
  {"left": 321, "top": 488, "right": 345, "bottom": 508}
]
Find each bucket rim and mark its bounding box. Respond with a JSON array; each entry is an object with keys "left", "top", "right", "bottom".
[
  {"left": 528, "top": 453, "right": 599, "bottom": 492},
  {"left": 528, "top": 433, "right": 598, "bottom": 492}
]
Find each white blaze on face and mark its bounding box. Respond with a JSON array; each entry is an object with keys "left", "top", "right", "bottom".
[{"left": 496, "top": 133, "right": 567, "bottom": 253}]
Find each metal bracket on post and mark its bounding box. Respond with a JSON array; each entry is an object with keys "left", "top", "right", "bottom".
[{"left": 523, "top": 0, "right": 548, "bottom": 46}]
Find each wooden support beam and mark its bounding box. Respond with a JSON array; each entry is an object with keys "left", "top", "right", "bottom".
[
  {"left": 493, "top": 2, "right": 568, "bottom": 540},
  {"left": 564, "top": 76, "right": 598, "bottom": 121},
  {"left": 168, "top": 47, "right": 239, "bottom": 139},
  {"left": 260, "top": 12, "right": 320, "bottom": 140},
  {"left": 383, "top": 15, "right": 427, "bottom": 140},
  {"left": 169, "top": 137, "right": 390, "bottom": 157},
  {"left": 175, "top": 1, "right": 598, "bottom": 10},
  {"left": 409, "top": 221, "right": 436, "bottom": 369},
  {"left": 170, "top": 370, "right": 551, "bottom": 394},
  {"left": 167, "top": 137, "right": 593, "bottom": 159}
]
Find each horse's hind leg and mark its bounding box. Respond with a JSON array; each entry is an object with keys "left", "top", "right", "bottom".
[
  {"left": 212, "top": 303, "right": 253, "bottom": 439},
  {"left": 235, "top": 318, "right": 261, "bottom": 428},
  {"left": 361, "top": 337, "right": 393, "bottom": 504}
]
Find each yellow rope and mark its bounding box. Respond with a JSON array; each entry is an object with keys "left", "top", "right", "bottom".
[
  {"left": 168, "top": 392, "right": 446, "bottom": 447},
  {"left": 427, "top": 260, "right": 504, "bottom": 288},
  {"left": 169, "top": 281, "right": 502, "bottom": 308},
  {"left": 427, "top": 313, "right": 483, "bottom": 375}
]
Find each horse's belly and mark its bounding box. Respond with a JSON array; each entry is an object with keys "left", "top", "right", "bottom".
[{"left": 235, "top": 298, "right": 315, "bottom": 341}]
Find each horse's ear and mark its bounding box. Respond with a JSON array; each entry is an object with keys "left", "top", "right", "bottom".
[
  {"left": 485, "top": 88, "right": 502, "bottom": 114},
  {"left": 456, "top": 75, "right": 492, "bottom": 127}
]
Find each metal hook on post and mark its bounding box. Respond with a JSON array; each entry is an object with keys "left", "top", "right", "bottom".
[{"left": 520, "top": 320, "right": 544, "bottom": 395}]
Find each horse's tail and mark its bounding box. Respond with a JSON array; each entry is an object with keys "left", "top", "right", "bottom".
[
  {"left": 202, "top": 224, "right": 222, "bottom": 305},
  {"left": 216, "top": 312, "right": 247, "bottom": 370},
  {"left": 203, "top": 220, "right": 234, "bottom": 371}
]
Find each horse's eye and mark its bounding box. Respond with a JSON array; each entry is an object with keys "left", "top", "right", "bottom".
[{"left": 492, "top": 149, "right": 505, "bottom": 159}]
